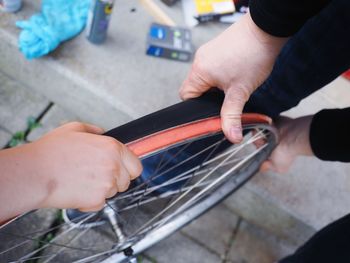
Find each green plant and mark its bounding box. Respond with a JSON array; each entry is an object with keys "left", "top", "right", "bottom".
[{"left": 9, "top": 116, "right": 41, "bottom": 147}]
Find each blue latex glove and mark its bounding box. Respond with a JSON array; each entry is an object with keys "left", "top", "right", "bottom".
[{"left": 16, "top": 0, "right": 91, "bottom": 59}]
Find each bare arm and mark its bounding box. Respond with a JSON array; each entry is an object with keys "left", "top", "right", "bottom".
[{"left": 0, "top": 122, "right": 142, "bottom": 222}]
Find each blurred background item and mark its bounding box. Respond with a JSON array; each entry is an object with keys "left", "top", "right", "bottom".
[{"left": 0, "top": 0, "right": 22, "bottom": 13}]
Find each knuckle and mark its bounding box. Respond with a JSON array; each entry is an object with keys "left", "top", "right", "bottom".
[
  {"left": 192, "top": 48, "right": 209, "bottom": 74},
  {"left": 67, "top": 121, "right": 84, "bottom": 129},
  {"left": 226, "top": 87, "right": 250, "bottom": 105},
  {"left": 105, "top": 138, "right": 123, "bottom": 154},
  {"left": 118, "top": 178, "right": 130, "bottom": 192},
  {"left": 103, "top": 176, "right": 116, "bottom": 191}
]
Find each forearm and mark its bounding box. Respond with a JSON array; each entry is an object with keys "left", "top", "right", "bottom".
[
  {"left": 250, "top": 0, "right": 330, "bottom": 37},
  {"left": 0, "top": 144, "right": 47, "bottom": 222}
]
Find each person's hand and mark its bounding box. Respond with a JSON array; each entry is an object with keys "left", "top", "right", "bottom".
[
  {"left": 35, "top": 122, "right": 143, "bottom": 211},
  {"left": 260, "top": 116, "right": 314, "bottom": 174},
  {"left": 0, "top": 122, "right": 142, "bottom": 221},
  {"left": 180, "top": 12, "right": 287, "bottom": 143}
]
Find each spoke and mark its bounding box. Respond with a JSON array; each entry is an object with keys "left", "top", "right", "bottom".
[
  {"left": 0, "top": 212, "right": 100, "bottom": 257},
  {"left": 122, "top": 142, "right": 193, "bottom": 196},
  {"left": 42, "top": 228, "right": 91, "bottom": 263},
  {"left": 122, "top": 142, "right": 195, "bottom": 232},
  {"left": 114, "top": 150, "right": 245, "bottom": 203},
  {"left": 110, "top": 137, "right": 227, "bottom": 207},
  {"left": 72, "top": 247, "right": 118, "bottom": 263},
  {"left": 174, "top": 144, "right": 267, "bottom": 213},
  {"left": 132, "top": 130, "right": 265, "bottom": 236},
  {"left": 114, "top": 137, "right": 223, "bottom": 200},
  {"left": 118, "top": 180, "right": 214, "bottom": 212},
  {"left": 18, "top": 212, "right": 99, "bottom": 261},
  {"left": 138, "top": 139, "right": 267, "bottom": 236}
]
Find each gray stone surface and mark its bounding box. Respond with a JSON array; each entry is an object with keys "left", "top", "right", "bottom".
[
  {"left": 27, "top": 104, "right": 79, "bottom": 142},
  {"left": 249, "top": 158, "right": 350, "bottom": 230},
  {"left": 145, "top": 232, "right": 221, "bottom": 263},
  {"left": 0, "top": 128, "right": 11, "bottom": 148},
  {"left": 181, "top": 204, "right": 239, "bottom": 258},
  {"left": 0, "top": 70, "right": 49, "bottom": 134},
  {"left": 227, "top": 220, "right": 295, "bottom": 263},
  {"left": 224, "top": 185, "right": 315, "bottom": 247},
  {"left": 0, "top": 0, "right": 228, "bottom": 129}
]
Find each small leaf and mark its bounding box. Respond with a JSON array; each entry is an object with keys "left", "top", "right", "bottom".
[
  {"left": 13, "top": 131, "right": 25, "bottom": 141},
  {"left": 27, "top": 116, "right": 41, "bottom": 132}
]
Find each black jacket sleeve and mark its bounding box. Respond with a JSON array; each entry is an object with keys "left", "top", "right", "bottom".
[
  {"left": 249, "top": 0, "right": 331, "bottom": 37},
  {"left": 309, "top": 108, "right": 350, "bottom": 162}
]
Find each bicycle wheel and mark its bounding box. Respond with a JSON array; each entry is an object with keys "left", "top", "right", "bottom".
[{"left": 0, "top": 92, "right": 278, "bottom": 263}]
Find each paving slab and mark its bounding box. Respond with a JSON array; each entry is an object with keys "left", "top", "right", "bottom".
[
  {"left": 145, "top": 231, "right": 221, "bottom": 263},
  {"left": 227, "top": 220, "right": 295, "bottom": 263},
  {"left": 0, "top": 128, "right": 11, "bottom": 148},
  {"left": 0, "top": 0, "right": 228, "bottom": 129},
  {"left": 181, "top": 204, "right": 239, "bottom": 258},
  {"left": 0, "top": 70, "right": 50, "bottom": 134},
  {"left": 224, "top": 186, "right": 315, "bottom": 247},
  {"left": 27, "top": 104, "right": 79, "bottom": 142}
]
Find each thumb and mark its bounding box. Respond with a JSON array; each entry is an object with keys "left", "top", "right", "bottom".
[{"left": 221, "top": 87, "right": 250, "bottom": 143}]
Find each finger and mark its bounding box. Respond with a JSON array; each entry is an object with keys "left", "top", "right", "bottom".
[
  {"left": 106, "top": 185, "right": 118, "bottom": 199},
  {"left": 78, "top": 202, "right": 105, "bottom": 212},
  {"left": 115, "top": 165, "right": 131, "bottom": 192},
  {"left": 120, "top": 145, "right": 143, "bottom": 180},
  {"left": 179, "top": 67, "right": 211, "bottom": 100},
  {"left": 259, "top": 160, "right": 272, "bottom": 173},
  {"left": 221, "top": 87, "right": 250, "bottom": 143},
  {"left": 59, "top": 122, "right": 105, "bottom": 134}
]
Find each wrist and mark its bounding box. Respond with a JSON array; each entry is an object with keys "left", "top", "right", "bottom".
[
  {"left": 0, "top": 143, "right": 50, "bottom": 219},
  {"left": 287, "top": 116, "right": 314, "bottom": 157},
  {"left": 244, "top": 11, "right": 288, "bottom": 54}
]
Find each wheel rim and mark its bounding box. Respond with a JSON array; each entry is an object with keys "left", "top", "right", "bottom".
[{"left": 0, "top": 124, "right": 277, "bottom": 263}]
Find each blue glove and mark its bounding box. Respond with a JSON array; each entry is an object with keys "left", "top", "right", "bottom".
[{"left": 16, "top": 0, "right": 91, "bottom": 60}]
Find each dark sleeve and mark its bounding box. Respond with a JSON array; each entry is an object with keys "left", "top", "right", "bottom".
[
  {"left": 249, "top": 0, "right": 331, "bottom": 37},
  {"left": 309, "top": 108, "right": 350, "bottom": 162}
]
